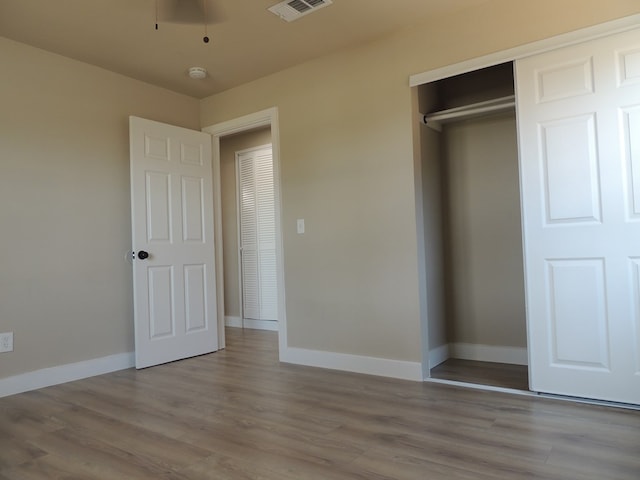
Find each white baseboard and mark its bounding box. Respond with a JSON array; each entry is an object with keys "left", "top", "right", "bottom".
[
  {"left": 429, "top": 344, "right": 450, "bottom": 367},
  {"left": 0, "top": 340, "right": 527, "bottom": 398},
  {"left": 280, "top": 347, "right": 423, "bottom": 381},
  {"left": 225, "top": 315, "right": 242, "bottom": 327},
  {"left": 450, "top": 342, "right": 528, "bottom": 365},
  {"left": 0, "top": 352, "right": 135, "bottom": 398},
  {"left": 225, "top": 316, "right": 278, "bottom": 331}
]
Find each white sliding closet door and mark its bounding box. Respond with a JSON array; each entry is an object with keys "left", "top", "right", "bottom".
[
  {"left": 516, "top": 28, "right": 640, "bottom": 404},
  {"left": 238, "top": 146, "right": 278, "bottom": 322}
]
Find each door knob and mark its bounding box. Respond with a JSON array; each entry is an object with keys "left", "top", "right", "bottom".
[{"left": 137, "top": 250, "right": 149, "bottom": 260}]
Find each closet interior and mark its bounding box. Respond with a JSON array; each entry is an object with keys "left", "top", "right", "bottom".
[{"left": 418, "top": 62, "right": 529, "bottom": 391}]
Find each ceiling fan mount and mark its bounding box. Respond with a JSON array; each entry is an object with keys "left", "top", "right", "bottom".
[{"left": 158, "top": 0, "right": 223, "bottom": 26}]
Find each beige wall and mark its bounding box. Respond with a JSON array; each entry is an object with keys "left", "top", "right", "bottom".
[
  {"left": 200, "top": 1, "right": 640, "bottom": 363},
  {"left": 0, "top": 38, "right": 200, "bottom": 379},
  {"left": 443, "top": 113, "right": 527, "bottom": 348},
  {"left": 203, "top": 44, "right": 423, "bottom": 360},
  {"left": 219, "top": 128, "right": 272, "bottom": 318}
]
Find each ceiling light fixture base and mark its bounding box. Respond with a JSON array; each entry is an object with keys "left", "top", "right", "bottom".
[{"left": 188, "top": 67, "right": 208, "bottom": 79}]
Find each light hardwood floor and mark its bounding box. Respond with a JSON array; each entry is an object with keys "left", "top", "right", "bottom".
[
  {"left": 1, "top": 327, "right": 639, "bottom": 479},
  {"left": 431, "top": 358, "right": 529, "bottom": 391}
]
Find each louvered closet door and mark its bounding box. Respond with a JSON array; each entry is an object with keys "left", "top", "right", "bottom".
[
  {"left": 516, "top": 28, "right": 640, "bottom": 404},
  {"left": 238, "top": 146, "right": 278, "bottom": 321}
]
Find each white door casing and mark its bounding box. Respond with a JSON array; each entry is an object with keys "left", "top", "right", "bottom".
[
  {"left": 516, "top": 28, "right": 640, "bottom": 404},
  {"left": 130, "top": 116, "right": 218, "bottom": 369},
  {"left": 237, "top": 145, "right": 278, "bottom": 322}
]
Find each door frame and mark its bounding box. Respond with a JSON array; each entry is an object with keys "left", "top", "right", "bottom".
[
  {"left": 411, "top": 13, "right": 640, "bottom": 379},
  {"left": 202, "top": 108, "right": 286, "bottom": 354}
]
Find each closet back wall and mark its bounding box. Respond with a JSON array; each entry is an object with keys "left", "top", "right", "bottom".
[{"left": 443, "top": 112, "right": 526, "bottom": 349}]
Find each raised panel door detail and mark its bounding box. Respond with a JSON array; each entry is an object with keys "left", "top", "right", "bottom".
[
  {"left": 618, "top": 47, "right": 640, "bottom": 87},
  {"left": 181, "top": 143, "right": 203, "bottom": 166},
  {"left": 536, "top": 58, "right": 594, "bottom": 103},
  {"left": 546, "top": 259, "right": 610, "bottom": 369},
  {"left": 184, "top": 264, "right": 207, "bottom": 333},
  {"left": 145, "top": 135, "right": 170, "bottom": 161},
  {"left": 622, "top": 106, "right": 640, "bottom": 219},
  {"left": 631, "top": 258, "right": 640, "bottom": 375},
  {"left": 540, "top": 114, "right": 601, "bottom": 224},
  {"left": 146, "top": 171, "right": 172, "bottom": 243},
  {"left": 148, "top": 266, "right": 175, "bottom": 339},
  {"left": 182, "top": 176, "right": 205, "bottom": 242}
]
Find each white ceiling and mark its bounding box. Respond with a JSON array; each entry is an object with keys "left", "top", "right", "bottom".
[{"left": 0, "top": 0, "right": 490, "bottom": 98}]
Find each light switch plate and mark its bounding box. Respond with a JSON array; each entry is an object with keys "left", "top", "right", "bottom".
[
  {"left": 0, "top": 332, "right": 13, "bottom": 353},
  {"left": 297, "top": 218, "right": 305, "bottom": 234}
]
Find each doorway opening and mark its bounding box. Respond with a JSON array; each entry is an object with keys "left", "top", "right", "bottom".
[
  {"left": 203, "top": 108, "right": 286, "bottom": 356},
  {"left": 416, "top": 62, "right": 529, "bottom": 392}
]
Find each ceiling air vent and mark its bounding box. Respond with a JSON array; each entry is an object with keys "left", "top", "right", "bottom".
[{"left": 268, "top": 0, "right": 333, "bottom": 22}]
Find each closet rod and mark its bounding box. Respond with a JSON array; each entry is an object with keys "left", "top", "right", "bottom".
[{"left": 421, "top": 95, "right": 515, "bottom": 132}]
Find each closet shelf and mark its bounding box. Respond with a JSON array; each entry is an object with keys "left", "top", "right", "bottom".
[{"left": 421, "top": 95, "right": 515, "bottom": 132}]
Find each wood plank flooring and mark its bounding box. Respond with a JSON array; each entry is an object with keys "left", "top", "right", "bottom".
[
  {"left": 430, "top": 358, "right": 529, "bottom": 391},
  {"left": 1, "top": 327, "right": 639, "bottom": 479}
]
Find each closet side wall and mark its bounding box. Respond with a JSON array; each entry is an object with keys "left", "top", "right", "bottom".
[
  {"left": 421, "top": 124, "right": 447, "bottom": 354},
  {"left": 443, "top": 112, "right": 527, "bottom": 348},
  {"left": 419, "top": 85, "right": 448, "bottom": 356}
]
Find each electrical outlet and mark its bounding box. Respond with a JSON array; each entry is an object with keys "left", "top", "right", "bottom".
[{"left": 0, "top": 332, "right": 13, "bottom": 353}]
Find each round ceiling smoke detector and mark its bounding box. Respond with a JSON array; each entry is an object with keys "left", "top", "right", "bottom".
[{"left": 188, "top": 67, "right": 207, "bottom": 79}]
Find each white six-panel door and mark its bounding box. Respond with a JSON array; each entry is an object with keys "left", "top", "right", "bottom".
[
  {"left": 516, "top": 28, "right": 640, "bottom": 404},
  {"left": 130, "top": 117, "right": 218, "bottom": 369}
]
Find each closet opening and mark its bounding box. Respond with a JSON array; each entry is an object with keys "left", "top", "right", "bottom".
[{"left": 418, "top": 62, "right": 529, "bottom": 392}]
